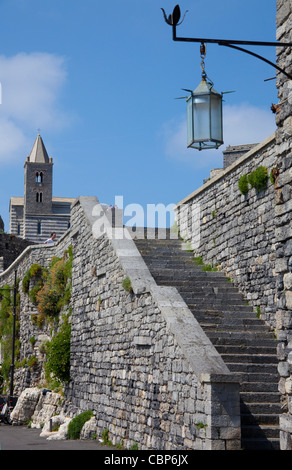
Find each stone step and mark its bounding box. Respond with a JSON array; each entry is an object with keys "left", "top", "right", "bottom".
[
  {"left": 215, "top": 344, "right": 279, "bottom": 356},
  {"left": 189, "top": 305, "right": 255, "bottom": 314},
  {"left": 133, "top": 237, "right": 282, "bottom": 451},
  {"left": 221, "top": 354, "right": 278, "bottom": 365},
  {"left": 149, "top": 268, "right": 226, "bottom": 277},
  {"left": 179, "top": 299, "right": 249, "bottom": 309},
  {"left": 137, "top": 250, "right": 196, "bottom": 259},
  {"left": 191, "top": 311, "right": 267, "bottom": 322},
  {"left": 240, "top": 381, "right": 279, "bottom": 393},
  {"left": 178, "top": 292, "right": 245, "bottom": 302},
  {"left": 208, "top": 335, "right": 278, "bottom": 347},
  {"left": 194, "top": 318, "right": 269, "bottom": 329},
  {"left": 241, "top": 437, "right": 280, "bottom": 451},
  {"left": 164, "top": 281, "right": 240, "bottom": 293},
  {"left": 226, "top": 362, "right": 278, "bottom": 375},
  {"left": 240, "top": 392, "right": 281, "bottom": 404},
  {"left": 241, "top": 424, "right": 280, "bottom": 439},
  {"left": 190, "top": 310, "right": 257, "bottom": 320},
  {"left": 241, "top": 402, "right": 281, "bottom": 417},
  {"left": 240, "top": 410, "right": 280, "bottom": 425},
  {"left": 199, "top": 324, "right": 271, "bottom": 334},
  {"left": 152, "top": 273, "right": 228, "bottom": 282},
  {"left": 229, "top": 371, "right": 279, "bottom": 384},
  {"left": 206, "top": 330, "right": 276, "bottom": 341}
]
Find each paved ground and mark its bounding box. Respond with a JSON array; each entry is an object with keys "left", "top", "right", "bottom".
[{"left": 0, "top": 424, "right": 108, "bottom": 450}]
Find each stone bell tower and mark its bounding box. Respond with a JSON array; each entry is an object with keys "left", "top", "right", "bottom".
[
  {"left": 24, "top": 134, "right": 53, "bottom": 219},
  {"left": 23, "top": 134, "right": 54, "bottom": 240}
]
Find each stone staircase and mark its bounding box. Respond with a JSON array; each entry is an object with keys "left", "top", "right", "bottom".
[{"left": 133, "top": 235, "right": 282, "bottom": 451}]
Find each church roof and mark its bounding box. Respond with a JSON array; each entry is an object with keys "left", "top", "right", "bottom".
[{"left": 28, "top": 134, "right": 50, "bottom": 163}]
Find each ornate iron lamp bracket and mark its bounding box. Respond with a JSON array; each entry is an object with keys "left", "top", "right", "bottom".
[{"left": 161, "top": 5, "right": 292, "bottom": 80}]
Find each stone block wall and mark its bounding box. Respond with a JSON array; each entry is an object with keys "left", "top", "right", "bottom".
[
  {"left": 0, "top": 196, "right": 241, "bottom": 450},
  {"left": 175, "top": 134, "right": 278, "bottom": 328},
  {"left": 64, "top": 196, "right": 240, "bottom": 450},
  {"left": 0, "top": 231, "right": 72, "bottom": 392},
  {"left": 275, "top": 0, "right": 292, "bottom": 450},
  {"left": 0, "top": 233, "right": 34, "bottom": 273}
]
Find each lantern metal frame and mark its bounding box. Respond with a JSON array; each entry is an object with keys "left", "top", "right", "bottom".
[{"left": 186, "top": 76, "right": 224, "bottom": 150}]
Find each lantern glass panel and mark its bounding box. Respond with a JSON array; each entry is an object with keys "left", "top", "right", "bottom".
[
  {"left": 210, "top": 93, "right": 223, "bottom": 143},
  {"left": 192, "top": 94, "right": 210, "bottom": 142},
  {"left": 186, "top": 95, "right": 193, "bottom": 147}
]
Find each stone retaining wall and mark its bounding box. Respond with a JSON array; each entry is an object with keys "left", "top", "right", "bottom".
[
  {"left": 0, "top": 232, "right": 34, "bottom": 273},
  {"left": 275, "top": 0, "right": 292, "bottom": 450},
  {"left": 175, "top": 134, "right": 278, "bottom": 328},
  {"left": 64, "top": 196, "right": 240, "bottom": 450},
  {"left": 0, "top": 196, "right": 241, "bottom": 450}
]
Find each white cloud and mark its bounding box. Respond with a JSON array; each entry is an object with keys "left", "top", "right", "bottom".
[
  {"left": 0, "top": 52, "right": 70, "bottom": 163},
  {"left": 163, "top": 103, "right": 276, "bottom": 169}
]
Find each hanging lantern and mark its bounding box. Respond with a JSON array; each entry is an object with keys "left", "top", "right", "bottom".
[{"left": 186, "top": 44, "right": 223, "bottom": 150}]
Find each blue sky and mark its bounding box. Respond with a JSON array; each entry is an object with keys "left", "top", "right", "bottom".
[{"left": 0, "top": 0, "right": 279, "bottom": 230}]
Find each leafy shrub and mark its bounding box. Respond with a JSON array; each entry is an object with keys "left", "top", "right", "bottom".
[
  {"left": 27, "top": 355, "right": 38, "bottom": 369},
  {"left": 22, "top": 264, "right": 44, "bottom": 294},
  {"left": 67, "top": 410, "right": 94, "bottom": 440},
  {"left": 23, "top": 247, "right": 73, "bottom": 320},
  {"left": 36, "top": 284, "right": 63, "bottom": 318},
  {"left": 0, "top": 283, "right": 20, "bottom": 390},
  {"left": 238, "top": 174, "right": 249, "bottom": 195},
  {"left": 248, "top": 166, "right": 268, "bottom": 192},
  {"left": 45, "top": 315, "right": 71, "bottom": 383},
  {"left": 29, "top": 280, "right": 44, "bottom": 304},
  {"left": 101, "top": 428, "right": 113, "bottom": 446}
]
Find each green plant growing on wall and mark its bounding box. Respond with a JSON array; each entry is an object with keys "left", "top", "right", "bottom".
[
  {"left": 194, "top": 256, "right": 204, "bottom": 266},
  {"left": 44, "top": 313, "right": 71, "bottom": 384},
  {"left": 0, "top": 287, "right": 12, "bottom": 391},
  {"left": 22, "top": 263, "right": 46, "bottom": 299},
  {"left": 122, "top": 277, "right": 133, "bottom": 293},
  {"left": 67, "top": 410, "right": 94, "bottom": 440},
  {"left": 238, "top": 174, "right": 249, "bottom": 195},
  {"left": 238, "top": 166, "right": 269, "bottom": 195},
  {"left": 202, "top": 264, "right": 217, "bottom": 272},
  {"left": 23, "top": 246, "right": 73, "bottom": 323},
  {"left": 194, "top": 256, "right": 217, "bottom": 271},
  {"left": 0, "top": 282, "right": 20, "bottom": 392},
  {"left": 248, "top": 166, "right": 268, "bottom": 192},
  {"left": 29, "top": 336, "right": 36, "bottom": 348},
  {"left": 27, "top": 355, "right": 38, "bottom": 369},
  {"left": 36, "top": 247, "right": 73, "bottom": 319}
]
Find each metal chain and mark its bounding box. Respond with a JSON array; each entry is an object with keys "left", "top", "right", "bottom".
[{"left": 200, "top": 43, "right": 207, "bottom": 78}]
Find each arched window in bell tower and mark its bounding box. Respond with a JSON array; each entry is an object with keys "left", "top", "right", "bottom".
[
  {"left": 36, "top": 192, "right": 43, "bottom": 203},
  {"left": 35, "top": 172, "right": 43, "bottom": 183}
]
